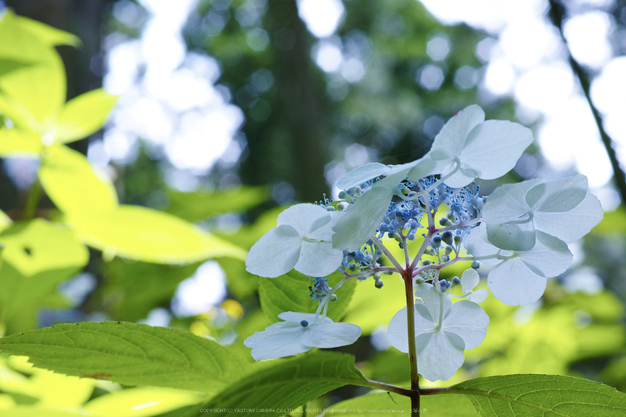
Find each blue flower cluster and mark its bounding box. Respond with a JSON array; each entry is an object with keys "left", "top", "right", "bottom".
[
  {"left": 340, "top": 240, "right": 382, "bottom": 277},
  {"left": 308, "top": 277, "right": 331, "bottom": 303}
]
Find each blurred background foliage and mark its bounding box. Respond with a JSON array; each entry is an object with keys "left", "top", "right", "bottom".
[{"left": 0, "top": 0, "right": 625, "bottom": 414}]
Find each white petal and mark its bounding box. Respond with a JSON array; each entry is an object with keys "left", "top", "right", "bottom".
[
  {"left": 529, "top": 175, "right": 587, "bottom": 212},
  {"left": 416, "top": 331, "right": 466, "bottom": 382},
  {"left": 459, "top": 120, "right": 533, "bottom": 180},
  {"left": 429, "top": 105, "right": 485, "bottom": 161},
  {"left": 486, "top": 220, "right": 536, "bottom": 251},
  {"left": 482, "top": 179, "right": 541, "bottom": 224},
  {"left": 443, "top": 300, "right": 489, "bottom": 349},
  {"left": 301, "top": 322, "right": 361, "bottom": 348},
  {"left": 332, "top": 186, "right": 393, "bottom": 251},
  {"left": 387, "top": 306, "right": 410, "bottom": 353},
  {"left": 278, "top": 312, "right": 332, "bottom": 325},
  {"left": 406, "top": 156, "right": 442, "bottom": 183},
  {"left": 336, "top": 163, "right": 390, "bottom": 190},
  {"left": 415, "top": 283, "right": 451, "bottom": 323},
  {"left": 533, "top": 194, "right": 604, "bottom": 243},
  {"left": 244, "top": 326, "right": 309, "bottom": 360},
  {"left": 278, "top": 204, "right": 331, "bottom": 236},
  {"left": 518, "top": 231, "right": 572, "bottom": 277},
  {"left": 460, "top": 268, "right": 480, "bottom": 293},
  {"left": 467, "top": 289, "right": 489, "bottom": 303},
  {"left": 245, "top": 225, "right": 302, "bottom": 277},
  {"left": 487, "top": 258, "right": 547, "bottom": 306},
  {"left": 295, "top": 240, "right": 344, "bottom": 277},
  {"left": 441, "top": 170, "right": 477, "bottom": 188},
  {"left": 308, "top": 210, "right": 343, "bottom": 241}
]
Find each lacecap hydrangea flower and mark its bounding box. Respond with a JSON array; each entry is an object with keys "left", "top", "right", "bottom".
[
  {"left": 244, "top": 312, "right": 361, "bottom": 360},
  {"left": 387, "top": 282, "right": 489, "bottom": 382},
  {"left": 246, "top": 203, "right": 344, "bottom": 278},
  {"left": 332, "top": 104, "right": 533, "bottom": 251}
]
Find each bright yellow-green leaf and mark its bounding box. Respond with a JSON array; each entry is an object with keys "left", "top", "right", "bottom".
[
  {"left": 39, "top": 144, "right": 118, "bottom": 215},
  {"left": 70, "top": 205, "right": 246, "bottom": 263},
  {"left": 0, "top": 11, "right": 65, "bottom": 130},
  {"left": 0, "top": 209, "right": 12, "bottom": 232},
  {"left": 51, "top": 89, "right": 118, "bottom": 144},
  {"left": 343, "top": 272, "right": 406, "bottom": 334},
  {"left": 14, "top": 15, "right": 81, "bottom": 47},
  {"left": 31, "top": 369, "right": 95, "bottom": 407},
  {"left": 0, "top": 219, "right": 88, "bottom": 278},
  {"left": 0, "top": 127, "right": 43, "bottom": 157},
  {"left": 83, "top": 387, "right": 204, "bottom": 417},
  {"left": 0, "top": 360, "right": 37, "bottom": 398},
  {"left": 0, "top": 407, "right": 104, "bottom": 417}
]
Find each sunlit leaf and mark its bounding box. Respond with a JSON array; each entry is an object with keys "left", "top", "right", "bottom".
[
  {"left": 0, "top": 127, "right": 43, "bottom": 157},
  {"left": 342, "top": 272, "right": 406, "bottom": 334},
  {"left": 39, "top": 144, "right": 118, "bottom": 215},
  {"left": 51, "top": 89, "right": 118, "bottom": 144},
  {"left": 0, "top": 322, "right": 251, "bottom": 394},
  {"left": 258, "top": 271, "right": 357, "bottom": 323},
  {"left": 324, "top": 392, "right": 479, "bottom": 416},
  {"left": 0, "top": 11, "right": 65, "bottom": 129},
  {"left": 0, "top": 209, "right": 12, "bottom": 231},
  {"left": 70, "top": 205, "right": 246, "bottom": 263},
  {"left": 0, "top": 219, "right": 88, "bottom": 332},
  {"left": 447, "top": 374, "right": 626, "bottom": 416},
  {"left": 0, "top": 407, "right": 101, "bottom": 417},
  {"left": 187, "top": 352, "right": 367, "bottom": 417},
  {"left": 165, "top": 186, "right": 268, "bottom": 222},
  {"left": 83, "top": 387, "right": 204, "bottom": 417},
  {"left": 30, "top": 369, "right": 95, "bottom": 407}
]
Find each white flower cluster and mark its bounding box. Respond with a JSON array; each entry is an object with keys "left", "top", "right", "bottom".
[{"left": 243, "top": 105, "right": 604, "bottom": 382}]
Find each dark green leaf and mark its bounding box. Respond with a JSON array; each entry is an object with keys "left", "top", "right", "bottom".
[
  {"left": 187, "top": 352, "right": 367, "bottom": 417},
  {"left": 258, "top": 271, "right": 357, "bottom": 323},
  {"left": 448, "top": 374, "right": 626, "bottom": 416},
  {"left": 0, "top": 322, "right": 250, "bottom": 394}
]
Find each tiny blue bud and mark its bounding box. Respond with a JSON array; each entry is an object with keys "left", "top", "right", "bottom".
[
  {"left": 330, "top": 294, "right": 338, "bottom": 302},
  {"left": 444, "top": 246, "right": 453, "bottom": 255},
  {"left": 442, "top": 231, "right": 453, "bottom": 246},
  {"left": 439, "top": 218, "right": 451, "bottom": 226},
  {"left": 432, "top": 235, "right": 442, "bottom": 247},
  {"left": 471, "top": 260, "right": 480, "bottom": 269},
  {"left": 454, "top": 235, "right": 461, "bottom": 245},
  {"left": 375, "top": 279, "right": 383, "bottom": 289},
  {"left": 422, "top": 259, "right": 431, "bottom": 266},
  {"left": 452, "top": 276, "right": 461, "bottom": 285},
  {"left": 300, "top": 320, "right": 309, "bottom": 327},
  {"left": 374, "top": 272, "right": 382, "bottom": 279}
]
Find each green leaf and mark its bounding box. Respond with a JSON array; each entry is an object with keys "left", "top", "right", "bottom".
[
  {"left": 0, "top": 127, "right": 43, "bottom": 157},
  {"left": 51, "top": 89, "right": 118, "bottom": 144},
  {"left": 0, "top": 219, "right": 88, "bottom": 332},
  {"left": 0, "top": 11, "right": 65, "bottom": 130},
  {"left": 342, "top": 271, "right": 406, "bottom": 334},
  {"left": 188, "top": 352, "right": 367, "bottom": 417},
  {"left": 0, "top": 407, "right": 103, "bottom": 417},
  {"left": 259, "top": 271, "right": 357, "bottom": 323},
  {"left": 83, "top": 387, "right": 204, "bottom": 417},
  {"left": 39, "top": 144, "right": 118, "bottom": 215},
  {"left": 14, "top": 15, "right": 81, "bottom": 47},
  {"left": 70, "top": 205, "right": 246, "bottom": 263},
  {"left": 324, "top": 392, "right": 479, "bottom": 416},
  {"left": 0, "top": 209, "right": 12, "bottom": 231},
  {"left": 447, "top": 374, "right": 626, "bottom": 416},
  {"left": 0, "top": 322, "right": 251, "bottom": 394},
  {"left": 165, "top": 186, "right": 268, "bottom": 222}
]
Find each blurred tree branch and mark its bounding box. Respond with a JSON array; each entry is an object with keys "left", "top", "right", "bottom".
[{"left": 548, "top": 0, "right": 626, "bottom": 205}]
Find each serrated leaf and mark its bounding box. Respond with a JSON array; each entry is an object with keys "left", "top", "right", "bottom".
[
  {"left": 165, "top": 187, "right": 268, "bottom": 222},
  {"left": 0, "top": 322, "right": 251, "bottom": 394},
  {"left": 258, "top": 271, "right": 357, "bottom": 323},
  {"left": 0, "top": 127, "right": 43, "bottom": 157},
  {"left": 187, "top": 352, "right": 367, "bottom": 417},
  {"left": 83, "top": 387, "right": 204, "bottom": 417},
  {"left": 39, "top": 144, "right": 118, "bottom": 215},
  {"left": 324, "top": 391, "right": 479, "bottom": 416},
  {"left": 447, "top": 374, "right": 626, "bottom": 416},
  {"left": 70, "top": 205, "right": 246, "bottom": 263},
  {"left": 51, "top": 89, "right": 118, "bottom": 144}
]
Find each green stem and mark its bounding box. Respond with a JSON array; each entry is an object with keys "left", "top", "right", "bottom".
[
  {"left": 22, "top": 176, "right": 41, "bottom": 221},
  {"left": 371, "top": 235, "right": 404, "bottom": 273}
]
